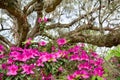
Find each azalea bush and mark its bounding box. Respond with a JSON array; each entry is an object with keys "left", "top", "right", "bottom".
[
  {"left": 0, "top": 38, "right": 106, "bottom": 80},
  {"left": 0, "top": 18, "right": 106, "bottom": 80}
]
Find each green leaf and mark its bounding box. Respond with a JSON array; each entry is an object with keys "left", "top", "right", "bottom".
[
  {"left": 6, "top": 76, "right": 13, "bottom": 80},
  {"left": 116, "top": 77, "right": 120, "bottom": 80},
  {"left": 91, "top": 76, "right": 96, "bottom": 80},
  {"left": 97, "top": 76, "right": 104, "bottom": 80}
]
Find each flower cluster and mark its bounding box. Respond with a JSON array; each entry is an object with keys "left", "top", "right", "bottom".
[
  {"left": 38, "top": 17, "right": 48, "bottom": 23},
  {"left": 0, "top": 38, "right": 105, "bottom": 80},
  {"left": 67, "top": 51, "right": 105, "bottom": 80}
]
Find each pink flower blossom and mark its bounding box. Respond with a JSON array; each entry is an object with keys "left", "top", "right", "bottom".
[
  {"left": 43, "top": 17, "right": 48, "bottom": 23},
  {"left": 7, "top": 64, "right": 18, "bottom": 76},
  {"left": 42, "top": 54, "right": 57, "bottom": 62},
  {"left": 9, "top": 51, "right": 20, "bottom": 58},
  {"left": 54, "top": 52, "right": 62, "bottom": 58},
  {"left": 70, "top": 54, "right": 80, "bottom": 61},
  {"left": 91, "top": 52, "right": 98, "bottom": 58},
  {"left": 23, "top": 49, "right": 35, "bottom": 60},
  {"left": 1, "top": 63, "right": 7, "bottom": 70},
  {"left": 58, "top": 66, "right": 64, "bottom": 72},
  {"left": 21, "top": 64, "right": 35, "bottom": 75},
  {"left": 36, "top": 59, "right": 44, "bottom": 67},
  {"left": 38, "top": 18, "right": 42, "bottom": 23},
  {"left": 7, "top": 58, "right": 14, "bottom": 64},
  {"left": 10, "top": 46, "right": 23, "bottom": 51},
  {"left": 14, "top": 53, "right": 28, "bottom": 62},
  {"left": 0, "top": 54, "right": 4, "bottom": 59},
  {"left": 0, "top": 73, "right": 3, "bottom": 80},
  {"left": 39, "top": 41, "right": 47, "bottom": 46},
  {"left": 80, "top": 51, "right": 89, "bottom": 61},
  {"left": 51, "top": 46, "right": 55, "bottom": 51},
  {"left": 25, "top": 38, "right": 32, "bottom": 46},
  {"left": 67, "top": 75, "right": 74, "bottom": 80},
  {"left": 93, "top": 66, "right": 104, "bottom": 77},
  {"left": 94, "top": 58, "right": 103, "bottom": 66},
  {"left": 57, "top": 38, "right": 67, "bottom": 46},
  {"left": 69, "top": 45, "right": 81, "bottom": 54},
  {"left": 80, "top": 70, "right": 90, "bottom": 79},
  {"left": 68, "top": 70, "right": 90, "bottom": 80},
  {"left": 78, "top": 62, "right": 91, "bottom": 70},
  {"left": 41, "top": 73, "right": 54, "bottom": 80}
]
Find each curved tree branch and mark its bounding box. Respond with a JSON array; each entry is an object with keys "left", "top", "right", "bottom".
[
  {"left": 45, "top": 0, "right": 62, "bottom": 13},
  {"left": 46, "top": 6, "right": 105, "bottom": 30},
  {"left": 27, "top": 0, "right": 44, "bottom": 39},
  {"left": 0, "top": 0, "right": 30, "bottom": 46},
  {"left": 0, "top": 35, "right": 13, "bottom": 46},
  {"left": 65, "top": 26, "right": 120, "bottom": 47},
  {"left": 23, "top": 0, "right": 37, "bottom": 14}
]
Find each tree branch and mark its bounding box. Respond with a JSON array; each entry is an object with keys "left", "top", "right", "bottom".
[
  {"left": 23, "top": 0, "right": 37, "bottom": 14},
  {"left": 45, "top": 0, "right": 62, "bottom": 13},
  {"left": 0, "top": 0, "right": 31, "bottom": 46},
  {"left": 46, "top": 6, "right": 105, "bottom": 30},
  {"left": 66, "top": 26, "right": 120, "bottom": 47},
  {"left": 0, "top": 35, "right": 13, "bottom": 46},
  {"left": 27, "top": 0, "right": 44, "bottom": 39},
  {"left": 0, "top": 24, "right": 10, "bottom": 32}
]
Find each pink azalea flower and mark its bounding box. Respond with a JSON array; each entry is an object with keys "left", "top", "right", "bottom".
[
  {"left": 10, "top": 51, "right": 28, "bottom": 62},
  {"left": 23, "top": 49, "right": 35, "bottom": 60},
  {"left": 38, "top": 18, "right": 42, "bottom": 23},
  {"left": 36, "top": 59, "right": 44, "bottom": 67},
  {"left": 94, "top": 58, "right": 103, "bottom": 66},
  {"left": 31, "top": 49, "right": 39, "bottom": 57},
  {"left": 39, "top": 41, "right": 47, "bottom": 46},
  {"left": 51, "top": 46, "right": 55, "bottom": 51},
  {"left": 80, "top": 70, "right": 90, "bottom": 79},
  {"left": 67, "top": 75, "right": 74, "bottom": 80},
  {"left": 7, "top": 64, "right": 18, "bottom": 76},
  {"left": 80, "top": 51, "right": 89, "bottom": 61},
  {"left": 58, "top": 66, "right": 64, "bottom": 72},
  {"left": 0, "top": 73, "right": 3, "bottom": 80},
  {"left": 70, "top": 70, "right": 90, "bottom": 79},
  {"left": 43, "top": 54, "right": 56, "bottom": 62},
  {"left": 91, "top": 52, "right": 98, "bottom": 58},
  {"left": 0, "top": 54, "right": 4, "bottom": 59},
  {"left": 41, "top": 73, "right": 54, "bottom": 80},
  {"left": 14, "top": 53, "right": 27, "bottom": 62},
  {"left": 57, "top": 38, "right": 67, "bottom": 46},
  {"left": 78, "top": 62, "right": 91, "bottom": 70},
  {"left": 89, "top": 60, "right": 95, "bottom": 64},
  {"left": 93, "top": 66, "right": 104, "bottom": 77},
  {"left": 69, "top": 45, "right": 81, "bottom": 54},
  {"left": 10, "top": 46, "right": 23, "bottom": 51},
  {"left": 60, "top": 50, "right": 69, "bottom": 58},
  {"left": 7, "top": 58, "right": 14, "bottom": 64},
  {"left": 54, "top": 52, "right": 62, "bottom": 59},
  {"left": 70, "top": 54, "right": 80, "bottom": 61},
  {"left": 21, "top": 64, "right": 35, "bottom": 75},
  {"left": 9, "top": 51, "right": 20, "bottom": 58},
  {"left": 25, "top": 38, "right": 32, "bottom": 46},
  {"left": 1, "top": 63, "right": 7, "bottom": 70},
  {"left": 43, "top": 17, "right": 48, "bottom": 23}
]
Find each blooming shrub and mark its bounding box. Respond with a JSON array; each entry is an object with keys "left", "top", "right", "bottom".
[
  {"left": 0, "top": 18, "right": 106, "bottom": 80},
  {"left": 0, "top": 38, "right": 106, "bottom": 80}
]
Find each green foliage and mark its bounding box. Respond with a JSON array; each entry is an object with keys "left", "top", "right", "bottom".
[
  {"left": 105, "top": 47, "right": 120, "bottom": 60},
  {"left": 116, "top": 77, "right": 120, "bottom": 80},
  {"left": 92, "top": 76, "right": 104, "bottom": 80}
]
